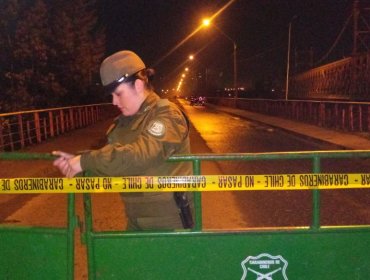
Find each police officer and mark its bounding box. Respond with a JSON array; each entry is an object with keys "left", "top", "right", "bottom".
[{"left": 53, "top": 50, "right": 194, "bottom": 230}]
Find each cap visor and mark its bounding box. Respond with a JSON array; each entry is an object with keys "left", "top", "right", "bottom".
[{"left": 103, "top": 81, "right": 121, "bottom": 95}]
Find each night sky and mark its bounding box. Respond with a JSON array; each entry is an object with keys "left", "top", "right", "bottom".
[{"left": 98, "top": 0, "right": 354, "bottom": 89}]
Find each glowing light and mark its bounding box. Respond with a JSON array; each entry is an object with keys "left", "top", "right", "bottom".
[
  {"left": 152, "top": 0, "right": 237, "bottom": 67},
  {"left": 202, "top": 18, "right": 211, "bottom": 27}
]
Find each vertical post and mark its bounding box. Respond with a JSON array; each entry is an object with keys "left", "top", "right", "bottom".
[
  {"left": 83, "top": 193, "right": 96, "bottom": 280},
  {"left": 67, "top": 194, "right": 75, "bottom": 280},
  {"left": 94, "top": 106, "right": 98, "bottom": 122},
  {"left": 89, "top": 107, "right": 94, "bottom": 124},
  {"left": 318, "top": 103, "right": 323, "bottom": 126},
  {"left": 82, "top": 107, "right": 86, "bottom": 126},
  {"left": 49, "top": 111, "right": 55, "bottom": 137},
  {"left": 69, "top": 108, "right": 75, "bottom": 130},
  {"left": 34, "top": 112, "right": 41, "bottom": 143},
  {"left": 43, "top": 118, "right": 48, "bottom": 139},
  {"left": 0, "top": 118, "right": 3, "bottom": 151},
  {"left": 65, "top": 113, "right": 69, "bottom": 131},
  {"left": 78, "top": 108, "right": 83, "bottom": 128},
  {"left": 334, "top": 103, "right": 339, "bottom": 129},
  {"left": 322, "top": 103, "right": 326, "bottom": 127},
  {"left": 353, "top": 0, "right": 359, "bottom": 55},
  {"left": 17, "top": 114, "right": 25, "bottom": 148},
  {"left": 60, "top": 110, "right": 65, "bottom": 134},
  {"left": 285, "top": 21, "right": 293, "bottom": 101},
  {"left": 88, "top": 107, "right": 93, "bottom": 124},
  {"left": 358, "top": 104, "right": 363, "bottom": 132},
  {"left": 233, "top": 42, "right": 238, "bottom": 102},
  {"left": 342, "top": 109, "right": 346, "bottom": 130},
  {"left": 56, "top": 116, "right": 60, "bottom": 136},
  {"left": 311, "top": 155, "right": 321, "bottom": 230},
  {"left": 368, "top": 104, "right": 370, "bottom": 132},
  {"left": 192, "top": 159, "right": 202, "bottom": 231},
  {"left": 85, "top": 107, "right": 89, "bottom": 125},
  {"left": 349, "top": 104, "right": 354, "bottom": 131},
  {"left": 205, "top": 68, "right": 208, "bottom": 95},
  {"left": 212, "top": 25, "right": 237, "bottom": 104},
  {"left": 26, "top": 120, "right": 32, "bottom": 144},
  {"left": 97, "top": 106, "right": 101, "bottom": 121},
  {"left": 83, "top": 107, "right": 86, "bottom": 126},
  {"left": 7, "top": 120, "right": 14, "bottom": 151}
]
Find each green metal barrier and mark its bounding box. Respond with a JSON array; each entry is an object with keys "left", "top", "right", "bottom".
[
  {"left": 1, "top": 151, "right": 369, "bottom": 279},
  {"left": 0, "top": 194, "right": 76, "bottom": 280},
  {"left": 82, "top": 150, "right": 370, "bottom": 280},
  {"left": 0, "top": 152, "right": 76, "bottom": 280}
]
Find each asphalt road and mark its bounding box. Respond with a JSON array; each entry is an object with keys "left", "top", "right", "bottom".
[{"left": 181, "top": 100, "right": 370, "bottom": 227}]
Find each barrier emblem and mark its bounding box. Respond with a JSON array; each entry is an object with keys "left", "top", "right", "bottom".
[{"left": 241, "top": 253, "right": 288, "bottom": 280}]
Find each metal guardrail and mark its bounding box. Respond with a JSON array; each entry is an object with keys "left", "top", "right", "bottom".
[
  {"left": 0, "top": 104, "right": 115, "bottom": 152},
  {"left": 208, "top": 97, "right": 370, "bottom": 133}
]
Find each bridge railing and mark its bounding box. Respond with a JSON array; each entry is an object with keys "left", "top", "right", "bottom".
[
  {"left": 289, "top": 52, "right": 370, "bottom": 100},
  {"left": 2, "top": 98, "right": 368, "bottom": 153},
  {"left": 208, "top": 97, "right": 370, "bottom": 133},
  {"left": 0, "top": 104, "right": 115, "bottom": 152}
]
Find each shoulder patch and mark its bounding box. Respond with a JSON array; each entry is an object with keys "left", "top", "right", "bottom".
[{"left": 147, "top": 120, "right": 166, "bottom": 137}]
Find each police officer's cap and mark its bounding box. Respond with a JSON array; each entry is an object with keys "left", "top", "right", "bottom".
[{"left": 100, "top": 50, "right": 146, "bottom": 94}]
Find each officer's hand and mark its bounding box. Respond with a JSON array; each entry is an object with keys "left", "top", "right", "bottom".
[{"left": 52, "top": 151, "right": 82, "bottom": 178}]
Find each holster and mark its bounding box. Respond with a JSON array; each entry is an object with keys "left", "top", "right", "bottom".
[{"left": 174, "top": 192, "right": 194, "bottom": 229}]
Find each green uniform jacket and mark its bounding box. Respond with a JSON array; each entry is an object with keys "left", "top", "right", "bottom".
[{"left": 80, "top": 91, "right": 193, "bottom": 230}]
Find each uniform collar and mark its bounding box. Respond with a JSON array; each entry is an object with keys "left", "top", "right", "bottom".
[
  {"left": 117, "top": 91, "right": 160, "bottom": 128},
  {"left": 137, "top": 91, "right": 160, "bottom": 115}
]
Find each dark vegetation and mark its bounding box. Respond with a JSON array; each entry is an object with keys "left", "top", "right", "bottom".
[{"left": 0, "top": 0, "right": 106, "bottom": 113}]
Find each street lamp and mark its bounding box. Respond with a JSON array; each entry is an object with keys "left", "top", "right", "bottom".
[
  {"left": 202, "top": 18, "right": 238, "bottom": 100},
  {"left": 285, "top": 15, "right": 297, "bottom": 101},
  {"left": 188, "top": 54, "right": 208, "bottom": 94}
]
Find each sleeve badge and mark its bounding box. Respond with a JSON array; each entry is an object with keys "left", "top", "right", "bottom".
[{"left": 147, "top": 120, "right": 166, "bottom": 137}]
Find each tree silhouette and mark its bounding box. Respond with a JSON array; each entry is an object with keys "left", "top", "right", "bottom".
[{"left": 0, "top": 0, "right": 106, "bottom": 112}]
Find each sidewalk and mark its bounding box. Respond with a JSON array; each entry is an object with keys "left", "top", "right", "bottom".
[{"left": 206, "top": 103, "right": 370, "bottom": 150}]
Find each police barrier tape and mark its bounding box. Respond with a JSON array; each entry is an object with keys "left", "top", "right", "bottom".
[{"left": 1, "top": 174, "right": 370, "bottom": 194}]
